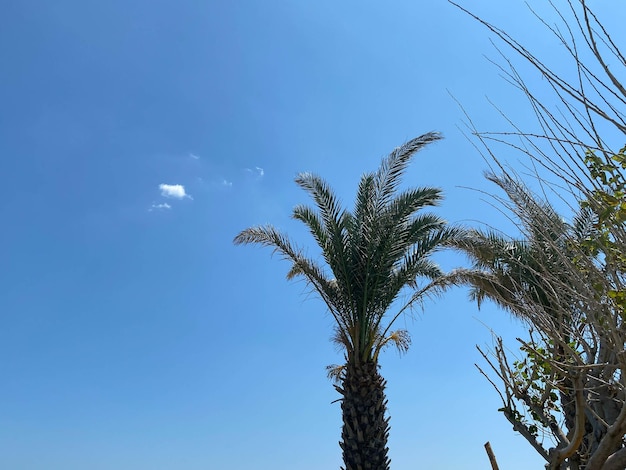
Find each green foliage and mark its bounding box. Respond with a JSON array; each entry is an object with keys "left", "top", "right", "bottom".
[
  {"left": 582, "top": 146, "right": 626, "bottom": 312},
  {"left": 508, "top": 341, "right": 561, "bottom": 438}
]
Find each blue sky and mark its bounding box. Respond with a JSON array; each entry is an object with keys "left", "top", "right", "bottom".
[{"left": 2, "top": 1, "right": 624, "bottom": 469}]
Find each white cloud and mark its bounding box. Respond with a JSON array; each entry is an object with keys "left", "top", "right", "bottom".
[
  {"left": 159, "top": 183, "right": 191, "bottom": 199},
  {"left": 189, "top": 153, "right": 200, "bottom": 160},
  {"left": 245, "top": 167, "right": 265, "bottom": 178},
  {"left": 149, "top": 202, "right": 172, "bottom": 211},
  {"left": 222, "top": 179, "right": 233, "bottom": 187}
]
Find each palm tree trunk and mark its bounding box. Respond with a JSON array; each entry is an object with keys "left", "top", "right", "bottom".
[{"left": 337, "top": 360, "right": 391, "bottom": 470}]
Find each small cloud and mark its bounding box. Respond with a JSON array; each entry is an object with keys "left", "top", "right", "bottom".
[
  {"left": 189, "top": 153, "right": 200, "bottom": 160},
  {"left": 149, "top": 202, "right": 172, "bottom": 212},
  {"left": 222, "top": 179, "right": 233, "bottom": 187},
  {"left": 159, "top": 183, "right": 191, "bottom": 199},
  {"left": 244, "top": 167, "right": 265, "bottom": 179}
]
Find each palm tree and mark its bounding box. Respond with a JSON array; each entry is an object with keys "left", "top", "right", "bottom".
[
  {"left": 234, "top": 132, "right": 458, "bottom": 470},
  {"left": 450, "top": 172, "right": 617, "bottom": 469},
  {"left": 451, "top": 173, "right": 586, "bottom": 320}
]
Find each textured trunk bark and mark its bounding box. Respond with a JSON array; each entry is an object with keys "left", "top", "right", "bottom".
[{"left": 337, "top": 360, "right": 390, "bottom": 470}]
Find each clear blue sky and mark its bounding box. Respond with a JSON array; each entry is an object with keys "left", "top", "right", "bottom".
[{"left": 2, "top": 1, "right": 623, "bottom": 469}]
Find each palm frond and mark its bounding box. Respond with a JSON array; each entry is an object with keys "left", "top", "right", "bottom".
[
  {"left": 373, "top": 192, "right": 445, "bottom": 264},
  {"left": 486, "top": 172, "right": 567, "bottom": 243},
  {"left": 373, "top": 132, "right": 442, "bottom": 212},
  {"left": 294, "top": 172, "right": 356, "bottom": 321},
  {"left": 349, "top": 173, "right": 377, "bottom": 293},
  {"left": 572, "top": 204, "right": 598, "bottom": 241},
  {"left": 373, "top": 329, "right": 411, "bottom": 361},
  {"left": 387, "top": 187, "right": 444, "bottom": 220},
  {"left": 294, "top": 173, "right": 349, "bottom": 277},
  {"left": 234, "top": 225, "right": 351, "bottom": 332},
  {"left": 404, "top": 226, "right": 464, "bottom": 262},
  {"left": 446, "top": 268, "right": 523, "bottom": 315},
  {"left": 326, "top": 364, "right": 346, "bottom": 384},
  {"left": 295, "top": 172, "right": 344, "bottom": 230},
  {"left": 292, "top": 204, "right": 331, "bottom": 259},
  {"left": 452, "top": 228, "right": 530, "bottom": 271},
  {"left": 353, "top": 173, "right": 377, "bottom": 235}
]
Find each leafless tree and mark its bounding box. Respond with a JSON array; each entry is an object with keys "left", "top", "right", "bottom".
[{"left": 450, "top": 1, "right": 626, "bottom": 468}]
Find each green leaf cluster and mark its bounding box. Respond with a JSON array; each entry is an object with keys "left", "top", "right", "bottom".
[{"left": 582, "top": 146, "right": 626, "bottom": 312}]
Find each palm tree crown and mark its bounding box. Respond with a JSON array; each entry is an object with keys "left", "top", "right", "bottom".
[
  {"left": 235, "top": 132, "right": 456, "bottom": 363},
  {"left": 451, "top": 172, "right": 596, "bottom": 319}
]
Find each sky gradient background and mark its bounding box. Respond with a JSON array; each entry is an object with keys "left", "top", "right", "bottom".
[{"left": 2, "top": 1, "right": 624, "bottom": 469}]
